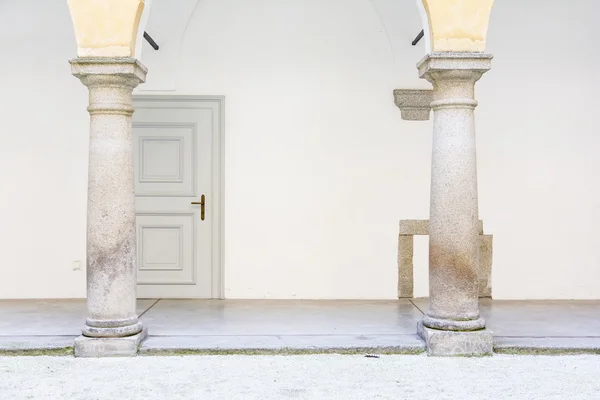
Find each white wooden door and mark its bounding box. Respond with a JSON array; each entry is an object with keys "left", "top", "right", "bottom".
[{"left": 132, "top": 96, "right": 223, "bottom": 298}]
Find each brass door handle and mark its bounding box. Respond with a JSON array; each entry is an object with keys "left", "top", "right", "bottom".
[{"left": 191, "top": 194, "right": 205, "bottom": 220}]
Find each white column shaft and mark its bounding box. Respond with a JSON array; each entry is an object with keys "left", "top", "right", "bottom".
[
  {"left": 417, "top": 53, "right": 492, "bottom": 331},
  {"left": 71, "top": 58, "right": 147, "bottom": 338},
  {"left": 428, "top": 76, "right": 480, "bottom": 324}
]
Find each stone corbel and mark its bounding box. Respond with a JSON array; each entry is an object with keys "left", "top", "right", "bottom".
[{"left": 393, "top": 89, "right": 433, "bottom": 121}]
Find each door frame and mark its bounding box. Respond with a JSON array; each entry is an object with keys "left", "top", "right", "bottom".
[{"left": 132, "top": 95, "right": 225, "bottom": 299}]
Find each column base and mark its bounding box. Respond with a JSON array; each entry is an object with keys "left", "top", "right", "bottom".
[
  {"left": 417, "top": 321, "right": 492, "bottom": 356},
  {"left": 423, "top": 314, "right": 486, "bottom": 331},
  {"left": 74, "top": 327, "right": 148, "bottom": 357},
  {"left": 82, "top": 318, "right": 143, "bottom": 338}
]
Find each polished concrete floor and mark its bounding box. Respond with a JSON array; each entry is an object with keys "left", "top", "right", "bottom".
[{"left": 0, "top": 299, "right": 599, "bottom": 354}]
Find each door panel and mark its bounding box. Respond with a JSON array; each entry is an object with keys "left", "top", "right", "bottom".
[
  {"left": 135, "top": 124, "right": 195, "bottom": 196},
  {"left": 136, "top": 213, "right": 195, "bottom": 284},
  {"left": 132, "top": 97, "right": 222, "bottom": 298}
]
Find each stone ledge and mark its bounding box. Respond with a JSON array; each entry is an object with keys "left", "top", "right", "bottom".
[
  {"left": 0, "top": 335, "right": 75, "bottom": 351},
  {"left": 74, "top": 327, "right": 148, "bottom": 357},
  {"left": 140, "top": 334, "right": 426, "bottom": 355},
  {"left": 417, "top": 322, "right": 493, "bottom": 356},
  {"left": 493, "top": 336, "right": 600, "bottom": 355},
  {"left": 0, "top": 336, "right": 74, "bottom": 356},
  {"left": 399, "top": 219, "right": 484, "bottom": 235}
]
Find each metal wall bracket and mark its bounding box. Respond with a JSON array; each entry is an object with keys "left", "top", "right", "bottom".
[
  {"left": 143, "top": 32, "right": 159, "bottom": 50},
  {"left": 412, "top": 30, "right": 424, "bottom": 46}
]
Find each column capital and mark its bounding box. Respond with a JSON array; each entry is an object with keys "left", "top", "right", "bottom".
[
  {"left": 70, "top": 57, "right": 147, "bottom": 88},
  {"left": 70, "top": 58, "right": 147, "bottom": 115},
  {"left": 418, "top": 53, "right": 492, "bottom": 111},
  {"left": 417, "top": 52, "right": 492, "bottom": 83}
]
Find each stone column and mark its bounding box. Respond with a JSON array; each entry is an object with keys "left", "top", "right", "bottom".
[
  {"left": 416, "top": 53, "right": 493, "bottom": 356},
  {"left": 70, "top": 58, "right": 147, "bottom": 357}
]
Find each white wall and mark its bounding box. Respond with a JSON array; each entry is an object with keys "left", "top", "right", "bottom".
[
  {"left": 0, "top": 0, "right": 598, "bottom": 299},
  {"left": 0, "top": 1, "right": 88, "bottom": 298},
  {"left": 477, "top": 0, "right": 600, "bottom": 299},
  {"left": 139, "top": 0, "right": 430, "bottom": 299}
]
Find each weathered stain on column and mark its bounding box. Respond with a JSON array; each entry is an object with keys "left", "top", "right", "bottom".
[
  {"left": 70, "top": 58, "right": 147, "bottom": 356},
  {"left": 418, "top": 53, "right": 492, "bottom": 332},
  {"left": 397, "top": 219, "right": 492, "bottom": 299}
]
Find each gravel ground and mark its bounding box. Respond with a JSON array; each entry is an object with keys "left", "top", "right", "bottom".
[{"left": 0, "top": 354, "right": 599, "bottom": 400}]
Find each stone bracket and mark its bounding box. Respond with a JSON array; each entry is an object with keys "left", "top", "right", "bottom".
[
  {"left": 398, "top": 219, "right": 492, "bottom": 299},
  {"left": 393, "top": 89, "right": 433, "bottom": 121}
]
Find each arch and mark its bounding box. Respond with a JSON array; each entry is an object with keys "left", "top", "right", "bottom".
[
  {"left": 67, "top": 0, "right": 145, "bottom": 57},
  {"left": 134, "top": 0, "right": 153, "bottom": 59},
  {"left": 134, "top": 0, "right": 202, "bottom": 63},
  {"left": 133, "top": 0, "right": 201, "bottom": 90},
  {"left": 416, "top": 0, "right": 494, "bottom": 53}
]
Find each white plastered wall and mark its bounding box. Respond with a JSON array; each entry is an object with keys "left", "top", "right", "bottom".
[
  {"left": 0, "top": 0, "right": 598, "bottom": 299},
  {"left": 474, "top": 0, "right": 600, "bottom": 299},
  {"left": 0, "top": 1, "right": 89, "bottom": 298}
]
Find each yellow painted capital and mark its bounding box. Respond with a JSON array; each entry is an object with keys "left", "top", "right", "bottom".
[
  {"left": 68, "top": 0, "right": 145, "bottom": 57},
  {"left": 420, "top": 0, "right": 494, "bottom": 52}
]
